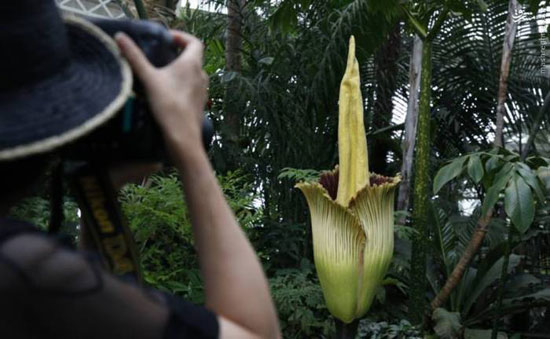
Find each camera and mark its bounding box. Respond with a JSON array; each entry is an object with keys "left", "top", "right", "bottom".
[{"left": 63, "top": 18, "right": 213, "bottom": 162}]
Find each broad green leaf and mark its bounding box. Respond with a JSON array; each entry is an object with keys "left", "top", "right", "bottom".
[
  {"left": 434, "top": 156, "right": 467, "bottom": 194},
  {"left": 504, "top": 153, "right": 520, "bottom": 161},
  {"left": 463, "top": 254, "right": 521, "bottom": 315},
  {"left": 481, "top": 173, "right": 510, "bottom": 216},
  {"left": 537, "top": 166, "right": 550, "bottom": 192},
  {"left": 484, "top": 155, "right": 500, "bottom": 173},
  {"left": 269, "top": 1, "right": 297, "bottom": 33},
  {"left": 488, "top": 147, "right": 500, "bottom": 155},
  {"left": 505, "top": 175, "right": 535, "bottom": 234},
  {"left": 259, "top": 57, "right": 275, "bottom": 66},
  {"left": 516, "top": 163, "right": 545, "bottom": 203},
  {"left": 525, "top": 156, "right": 549, "bottom": 169},
  {"left": 496, "top": 162, "right": 514, "bottom": 178},
  {"left": 467, "top": 155, "right": 484, "bottom": 184}
]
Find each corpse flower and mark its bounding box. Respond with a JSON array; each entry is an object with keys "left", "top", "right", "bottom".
[{"left": 296, "top": 36, "right": 400, "bottom": 324}]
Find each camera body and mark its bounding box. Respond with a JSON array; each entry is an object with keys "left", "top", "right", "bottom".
[{"left": 63, "top": 19, "right": 213, "bottom": 162}]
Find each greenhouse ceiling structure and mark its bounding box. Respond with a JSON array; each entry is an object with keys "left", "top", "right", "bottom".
[{"left": 56, "top": 0, "right": 127, "bottom": 19}]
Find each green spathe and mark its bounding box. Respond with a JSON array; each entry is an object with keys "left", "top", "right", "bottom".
[{"left": 297, "top": 173, "right": 399, "bottom": 323}]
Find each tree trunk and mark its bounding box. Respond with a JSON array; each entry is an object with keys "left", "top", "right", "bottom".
[
  {"left": 226, "top": 0, "right": 244, "bottom": 74},
  {"left": 221, "top": 0, "right": 246, "bottom": 172},
  {"left": 429, "top": 0, "right": 519, "bottom": 311},
  {"left": 397, "top": 35, "right": 423, "bottom": 217},
  {"left": 370, "top": 23, "right": 401, "bottom": 176},
  {"left": 408, "top": 40, "right": 432, "bottom": 325},
  {"left": 494, "top": 0, "right": 519, "bottom": 147}
]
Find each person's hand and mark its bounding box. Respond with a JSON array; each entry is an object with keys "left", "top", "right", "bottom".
[{"left": 114, "top": 30, "right": 208, "bottom": 154}]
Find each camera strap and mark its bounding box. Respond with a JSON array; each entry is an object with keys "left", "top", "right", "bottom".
[{"left": 68, "top": 163, "right": 142, "bottom": 283}]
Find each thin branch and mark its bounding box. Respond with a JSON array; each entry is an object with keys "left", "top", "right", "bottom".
[
  {"left": 401, "top": 5, "right": 428, "bottom": 39},
  {"left": 133, "top": 0, "right": 148, "bottom": 19},
  {"left": 367, "top": 123, "right": 404, "bottom": 136},
  {"left": 495, "top": 0, "right": 519, "bottom": 147}
]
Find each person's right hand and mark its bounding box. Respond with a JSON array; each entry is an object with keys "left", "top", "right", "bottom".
[{"left": 114, "top": 30, "right": 208, "bottom": 155}]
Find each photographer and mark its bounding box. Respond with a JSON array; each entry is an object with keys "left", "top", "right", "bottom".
[{"left": 0, "top": 1, "right": 280, "bottom": 338}]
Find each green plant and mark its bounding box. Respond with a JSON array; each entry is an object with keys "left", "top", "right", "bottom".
[
  {"left": 278, "top": 168, "right": 321, "bottom": 183},
  {"left": 9, "top": 196, "right": 52, "bottom": 230},
  {"left": 428, "top": 200, "right": 550, "bottom": 333},
  {"left": 119, "top": 172, "right": 199, "bottom": 299},
  {"left": 430, "top": 147, "right": 550, "bottom": 312},
  {"left": 433, "top": 148, "right": 550, "bottom": 234},
  {"left": 269, "top": 262, "right": 333, "bottom": 339},
  {"left": 9, "top": 196, "right": 79, "bottom": 240},
  {"left": 119, "top": 170, "right": 262, "bottom": 302},
  {"left": 357, "top": 318, "right": 421, "bottom": 339},
  {"left": 249, "top": 220, "right": 309, "bottom": 273},
  {"left": 217, "top": 170, "right": 264, "bottom": 228}
]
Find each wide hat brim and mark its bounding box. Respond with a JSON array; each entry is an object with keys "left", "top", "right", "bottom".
[{"left": 0, "top": 15, "right": 132, "bottom": 161}]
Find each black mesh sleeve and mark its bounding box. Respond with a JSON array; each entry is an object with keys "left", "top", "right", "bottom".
[
  {"left": 162, "top": 293, "right": 219, "bottom": 339},
  {"left": 0, "top": 219, "right": 219, "bottom": 339}
]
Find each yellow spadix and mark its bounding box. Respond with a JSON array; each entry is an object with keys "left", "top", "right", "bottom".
[{"left": 296, "top": 36, "right": 400, "bottom": 323}]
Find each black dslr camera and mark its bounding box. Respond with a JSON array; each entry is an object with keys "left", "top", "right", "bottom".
[{"left": 64, "top": 19, "right": 213, "bottom": 162}]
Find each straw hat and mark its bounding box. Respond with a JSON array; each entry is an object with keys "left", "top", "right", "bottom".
[{"left": 0, "top": 0, "right": 132, "bottom": 161}]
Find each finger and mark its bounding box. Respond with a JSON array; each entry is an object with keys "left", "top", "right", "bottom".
[
  {"left": 115, "top": 32, "right": 155, "bottom": 82},
  {"left": 170, "top": 30, "right": 200, "bottom": 49},
  {"left": 170, "top": 30, "right": 204, "bottom": 62}
]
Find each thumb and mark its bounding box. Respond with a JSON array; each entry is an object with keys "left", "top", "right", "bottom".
[{"left": 115, "top": 32, "right": 155, "bottom": 83}]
